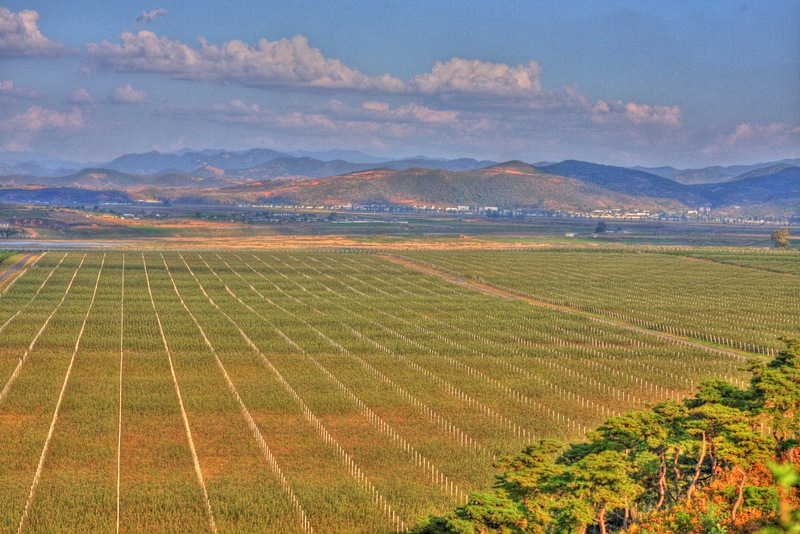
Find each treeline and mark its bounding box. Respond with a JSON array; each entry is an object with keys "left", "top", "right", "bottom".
[{"left": 415, "top": 339, "right": 800, "bottom": 533}]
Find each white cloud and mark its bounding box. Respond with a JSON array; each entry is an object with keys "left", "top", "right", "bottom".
[
  {"left": 0, "top": 8, "right": 68, "bottom": 57},
  {"left": 0, "top": 105, "right": 83, "bottom": 151},
  {"left": 0, "top": 106, "right": 83, "bottom": 132},
  {"left": 136, "top": 9, "right": 168, "bottom": 24},
  {"left": 591, "top": 99, "right": 682, "bottom": 127},
  {"left": 111, "top": 84, "right": 147, "bottom": 104},
  {"left": 359, "top": 101, "right": 459, "bottom": 123},
  {"left": 86, "top": 31, "right": 683, "bottom": 139},
  {"left": 88, "top": 31, "right": 406, "bottom": 92},
  {"left": 411, "top": 57, "right": 543, "bottom": 96},
  {"left": 361, "top": 100, "right": 390, "bottom": 112},
  {"left": 69, "top": 88, "right": 93, "bottom": 104},
  {"left": 623, "top": 102, "right": 682, "bottom": 126},
  {"left": 0, "top": 80, "right": 37, "bottom": 99}
]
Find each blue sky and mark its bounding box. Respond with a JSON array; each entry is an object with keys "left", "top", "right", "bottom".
[{"left": 0, "top": 1, "right": 798, "bottom": 167}]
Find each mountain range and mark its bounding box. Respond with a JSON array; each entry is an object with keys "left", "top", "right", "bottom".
[{"left": 0, "top": 149, "right": 798, "bottom": 214}]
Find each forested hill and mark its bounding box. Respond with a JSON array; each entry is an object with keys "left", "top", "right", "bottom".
[{"left": 414, "top": 339, "right": 800, "bottom": 534}]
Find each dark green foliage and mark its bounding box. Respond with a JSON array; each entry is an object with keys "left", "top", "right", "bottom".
[
  {"left": 750, "top": 338, "right": 800, "bottom": 448},
  {"left": 415, "top": 490, "right": 528, "bottom": 534},
  {"left": 416, "top": 339, "right": 800, "bottom": 533}
]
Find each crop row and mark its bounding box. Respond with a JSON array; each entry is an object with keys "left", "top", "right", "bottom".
[{"left": 403, "top": 249, "right": 799, "bottom": 354}]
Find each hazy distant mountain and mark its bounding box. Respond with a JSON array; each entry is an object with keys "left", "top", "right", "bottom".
[
  {"left": 635, "top": 159, "right": 800, "bottom": 185},
  {"left": 101, "top": 148, "right": 497, "bottom": 177},
  {"left": 694, "top": 166, "right": 800, "bottom": 207},
  {"left": 0, "top": 151, "right": 88, "bottom": 177},
  {"left": 724, "top": 163, "right": 797, "bottom": 182},
  {"left": 629, "top": 166, "right": 683, "bottom": 180},
  {"left": 540, "top": 160, "right": 705, "bottom": 205},
  {"left": 224, "top": 156, "right": 499, "bottom": 180},
  {"left": 0, "top": 168, "right": 241, "bottom": 189},
  {"left": 287, "top": 149, "right": 388, "bottom": 163},
  {"left": 104, "top": 148, "right": 290, "bottom": 174},
  {"left": 381, "top": 158, "right": 497, "bottom": 171},
  {"left": 229, "top": 157, "right": 372, "bottom": 180}
]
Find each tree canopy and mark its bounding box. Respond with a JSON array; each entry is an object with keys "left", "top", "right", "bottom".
[
  {"left": 415, "top": 339, "right": 800, "bottom": 534},
  {"left": 772, "top": 228, "right": 791, "bottom": 248}
]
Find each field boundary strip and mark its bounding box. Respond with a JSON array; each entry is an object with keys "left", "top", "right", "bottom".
[{"left": 380, "top": 254, "right": 750, "bottom": 361}]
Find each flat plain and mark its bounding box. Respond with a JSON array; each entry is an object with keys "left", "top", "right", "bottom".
[{"left": 0, "top": 249, "right": 794, "bottom": 532}]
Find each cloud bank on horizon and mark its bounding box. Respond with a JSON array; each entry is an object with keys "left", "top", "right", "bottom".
[{"left": 0, "top": 3, "right": 797, "bottom": 167}]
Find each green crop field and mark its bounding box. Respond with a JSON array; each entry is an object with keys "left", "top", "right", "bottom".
[
  {"left": 0, "top": 249, "right": 790, "bottom": 532},
  {"left": 404, "top": 249, "right": 800, "bottom": 355}
]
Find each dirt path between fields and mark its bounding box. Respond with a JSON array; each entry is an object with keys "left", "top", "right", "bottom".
[
  {"left": 381, "top": 254, "right": 752, "bottom": 361},
  {"left": 0, "top": 253, "right": 38, "bottom": 288}
]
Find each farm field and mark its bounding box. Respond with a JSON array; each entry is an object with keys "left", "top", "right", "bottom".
[
  {"left": 404, "top": 249, "right": 800, "bottom": 355},
  {"left": 0, "top": 249, "right": 781, "bottom": 532}
]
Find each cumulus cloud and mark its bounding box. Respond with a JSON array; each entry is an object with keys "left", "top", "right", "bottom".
[
  {"left": 69, "top": 88, "right": 93, "bottom": 104},
  {"left": 361, "top": 100, "right": 390, "bottom": 112},
  {"left": 110, "top": 84, "right": 147, "bottom": 104},
  {"left": 87, "top": 32, "right": 556, "bottom": 98},
  {"left": 85, "top": 30, "right": 682, "bottom": 137},
  {"left": 88, "top": 31, "right": 405, "bottom": 91},
  {"left": 0, "top": 105, "right": 83, "bottom": 132},
  {"left": 0, "top": 8, "right": 68, "bottom": 57},
  {"left": 359, "top": 101, "right": 459, "bottom": 123},
  {"left": 136, "top": 9, "right": 168, "bottom": 24},
  {"left": 591, "top": 99, "right": 682, "bottom": 127},
  {"left": 0, "top": 80, "right": 37, "bottom": 99},
  {"left": 411, "top": 58, "right": 543, "bottom": 96}
]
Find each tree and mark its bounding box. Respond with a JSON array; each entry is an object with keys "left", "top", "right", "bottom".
[
  {"left": 415, "top": 339, "right": 800, "bottom": 534},
  {"left": 549, "top": 450, "right": 642, "bottom": 534},
  {"left": 750, "top": 338, "right": 800, "bottom": 458},
  {"left": 591, "top": 407, "right": 677, "bottom": 512},
  {"left": 772, "top": 228, "right": 790, "bottom": 248},
  {"left": 415, "top": 490, "right": 528, "bottom": 534},
  {"left": 496, "top": 440, "right": 564, "bottom": 532},
  {"left": 595, "top": 221, "right": 608, "bottom": 234}
]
